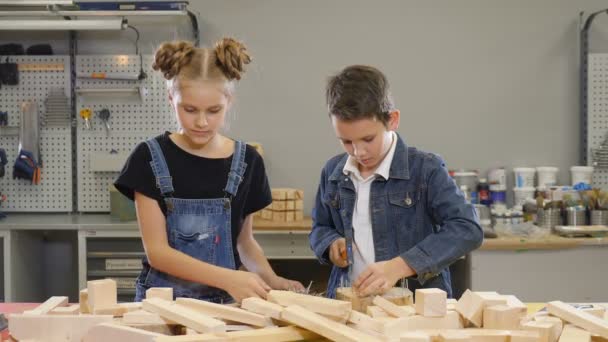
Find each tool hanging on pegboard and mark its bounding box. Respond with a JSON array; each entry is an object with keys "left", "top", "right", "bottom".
[
  {"left": 0, "top": 148, "right": 7, "bottom": 177},
  {"left": 97, "top": 108, "right": 111, "bottom": 136},
  {"left": 43, "top": 87, "right": 71, "bottom": 127},
  {"left": 0, "top": 56, "right": 19, "bottom": 86},
  {"left": 80, "top": 108, "right": 92, "bottom": 130},
  {"left": 13, "top": 101, "right": 41, "bottom": 185}
]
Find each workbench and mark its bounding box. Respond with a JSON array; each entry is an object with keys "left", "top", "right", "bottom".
[{"left": 0, "top": 214, "right": 606, "bottom": 303}]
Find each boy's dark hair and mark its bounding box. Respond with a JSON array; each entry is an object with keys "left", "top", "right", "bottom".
[{"left": 326, "top": 65, "right": 395, "bottom": 126}]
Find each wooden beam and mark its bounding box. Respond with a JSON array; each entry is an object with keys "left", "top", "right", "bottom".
[
  {"left": 23, "top": 296, "right": 68, "bottom": 315},
  {"left": 347, "top": 310, "right": 384, "bottom": 333},
  {"left": 49, "top": 304, "right": 80, "bottom": 315},
  {"left": 280, "top": 305, "right": 381, "bottom": 342},
  {"left": 155, "top": 326, "right": 320, "bottom": 342},
  {"left": 83, "top": 322, "right": 162, "bottom": 342},
  {"left": 18, "top": 63, "right": 64, "bottom": 72},
  {"left": 146, "top": 288, "right": 173, "bottom": 301},
  {"left": 240, "top": 297, "right": 284, "bottom": 320},
  {"left": 142, "top": 298, "right": 226, "bottom": 334},
  {"left": 176, "top": 297, "right": 273, "bottom": 327},
  {"left": 268, "top": 290, "right": 351, "bottom": 319},
  {"left": 372, "top": 296, "right": 415, "bottom": 318},
  {"left": 8, "top": 314, "right": 113, "bottom": 342},
  {"left": 547, "top": 301, "right": 608, "bottom": 338},
  {"left": 559, "top": 324, "right": 592, "bottom": 342}
]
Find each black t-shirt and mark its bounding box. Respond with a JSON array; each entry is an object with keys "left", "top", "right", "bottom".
[{"left": 114, "top": 132, "right": 272, "bottom": 267}]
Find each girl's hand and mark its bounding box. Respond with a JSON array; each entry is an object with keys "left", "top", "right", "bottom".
[
  {"left": 224, "top": 270, "right": 271, "bottom": 303},
  {"left": 267, "top": 275, "right": 306, "bottom": 292}
]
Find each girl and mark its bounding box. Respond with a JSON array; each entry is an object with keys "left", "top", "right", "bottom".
[
  {"left": 309, "top": 65, "right": 483, "bottom": 298},
  {"left": 115, "top": 38, "right": 303, "bottom": 303}
]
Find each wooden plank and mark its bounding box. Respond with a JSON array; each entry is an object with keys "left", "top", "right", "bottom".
[
  {"left": 155, "top": 326, "right": 320, "bottom": 342},
  {"left": 83, "top": 322, "right": 162, "bottom": 342},
  {"left": 400, "top": 331, "right": 432, "bottom": 341},
  {"left": 383, "top": 311, "right": 463, "bottom": 338},
  {"left": 337, "top": 287, "right": 412, "bottom": 312},
  {"left": 176, "top": 297, "right": 273, "bottom": 327},
  {"left": 372, "top": 296, "right": 415, "bottom": 318},
  {"left": 280, "top": 305, "right": 381, "bottom": 342},
  {"left": 366, "top": 305, "right": 390, "bottom": 318},
  {"left": 142, "top": 298, "right": 226, "bottom": 334},
  {"left": 240, "top": 297, "right": 284, "bottom": 320},
  {"left": 122, "top": 309, "right": 176, "bottom": 325},
  {"left": 547, "top": 301, "right": 608, "bottom": 338},
  {"left": 49, "top": 304, "right": 80, "bottom": 315},
  {"left": 8, "top": 314, "right": 113, "bottom": 342},
  {"left": 268, "top": 290, "right": 351, "bottom": 319},
  {"left": 347, "top": 310, "right": 384, "bottom": 333},
  {"left": 23, "top": 296, "right": 68, "bottom": 315}
]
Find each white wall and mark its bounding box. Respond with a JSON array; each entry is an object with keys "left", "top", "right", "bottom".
[{"left": 3, "top": 0, "right": 608, "bottom": 211}]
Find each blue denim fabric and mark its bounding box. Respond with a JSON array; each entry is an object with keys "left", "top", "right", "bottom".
[
  {"left": 309, "top": 133, "right": 483, "bottom": 298},
  {"left": 134, "top": 138, "right": 247, "bottom": 304}
]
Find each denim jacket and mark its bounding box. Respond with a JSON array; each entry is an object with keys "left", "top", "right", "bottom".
[{"left": 309, "top": 133, "right": 483, "bottom": 298}]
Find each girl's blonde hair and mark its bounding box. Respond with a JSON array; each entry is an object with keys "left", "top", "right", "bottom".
[{"left": 152, "top": 37, "right": 251, "bottom": 95}]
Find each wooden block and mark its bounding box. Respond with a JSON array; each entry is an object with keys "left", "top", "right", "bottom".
[
  {"left": 155, "top": 326, "right": 319, "bottom": 342},
  {"left": 271, "top": 189, "right": 287, "bottom": 200},
  {"left": 503, "top": 294, "right": 527, "bottom": 313},
  {"left": 24, "top": 296, "right": 69, "bottom": 315},
  {"left": 119, "top": 302, "right": 143, "bottom": 312},
  {"left": 295, "top": 211, "right": 304, "bottom": 221},
  {"left": 295, "top": 200, "right": 303, "bottom": 211},
  {"left": 447, "top": 298, "right": 457, "bottom": 311},
  {"left": 536, "top": 316, "right": 564, "bottom": 334},
  {"left": 92, "top": 304, "right": 130, "bottom": 316},
  {"left": 240, "top": 297, "right": 284, "bottom": 320},
  {"left": 582, "top": 307, "right": 606, "bottom": 319},
  {"left": 122, "top": 310, "right": 176, "bottom": 325},
  {"left": 347, "top": 310, "right": 384, "bottom": 333},
  {"left": 8, "top": 314, "right": 113, "bottom": 342},
  {"left": 510, "top": 330, "right": 541, "bottom": 342},
  {"left": 523, "top": 320, "right": 561, "bottom": 342},
  {"left": 547, "top": 301, "right": 608, "bottom": 338},
  {"left": 268, "top": 290, "right": 351, "bottom": 319},
  {"left": 261, "top": 209, "right": 273, "bottom": 220},
  {"left": 373, "top": 296, "right": 415, "bottom": 318},
  {"left": 273, "top": 211, "right": 286, "bottom": 221},
  {"left": 366, "top": 305, "right": 390, "bottom": 318},
  {"left": 286, "top": 211, "right": 296, "bottom": 222},
  {"left": 466, "top": 329, "right": 510, "bottom": 342},
  {"left": 455, "top": 289, "right": 507, "bottom": 327},
  {"left": 146, "top": 287, "right": 173, "bottom": 301},
  {"left": 80, "top": 289, "right": 90, "bottom": 314},
  {"left": 50, "top": 304, "right": 81, "bottom": 315},
  {"left": 280, "top": 305, "right": 381, "bottom": 342},
  {"left": 400, "top": 331, "right": 432, "bottom": 342},
  {"left": 142, "top": 298, "right": 226, "bottom": 334},
  {"left": 88, "top": 279, "right": 117, "bottom": 312},
  {"left": 483, "top": 305, "right": 525, "bottom": 330},
  {"left": 439, "top": 330, "right": 471, "bottom": 341},
  {"left": 384, "top": 311, "right": 463, "bottom": 337},
  {"left": 82, "top": 322, "right": 162, "bottom": 342},
  {"left": 559, "top": 324, "right": 592, "bottom": 342},
  {"left": 272, "top": 200, "right": 287, "bottom": 211},
  {"left": 415, "top": 288, "right": 447, "bottom": 317},
  {"left": 337, "top": 287, "right": 412, "bottom": 313},
  {"left": 286, "top": 200, "right": 296, "bottom": 210},
  {"left": 176, "top": 297, "right": 273, "bottom": 327}
]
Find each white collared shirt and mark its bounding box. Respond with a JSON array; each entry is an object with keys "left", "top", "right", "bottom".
[{"left": 342, "top": 131, "right": 397, "bottom": 282}]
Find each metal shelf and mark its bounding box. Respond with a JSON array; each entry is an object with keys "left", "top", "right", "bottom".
[
  {"left": 87, "top": 270, "right": 140, "bottom": 277},
  {"left": 87, "top": 251, "right": 144, "bottom": 259}
]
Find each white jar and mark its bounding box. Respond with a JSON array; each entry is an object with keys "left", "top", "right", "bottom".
[
  {"left": 513, "top": 167, "right": 535, "bottom": 188},
  {"left": 536, "top": 167, "right": 559, "bottom": 188},
  {"left": 570, "top": 166, "right": 593, "bottom": 186}
]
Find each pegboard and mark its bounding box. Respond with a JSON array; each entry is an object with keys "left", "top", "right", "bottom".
[
  {"left": 588, "top": 54, "right": 608, "bottom": 189},
  {"left": 76, "top": 55, "right": 177, "bottom": 211},
  {"left": 0, "top": 56, "right": 72, "bottom": 212}
]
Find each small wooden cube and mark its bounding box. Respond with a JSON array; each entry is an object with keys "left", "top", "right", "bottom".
[
  {"left": 273, "top": 211, "right": 286, "bottom": 221},
  {"left": 87, "top": 279, "right": 117, "bottom": 312},
  {"left": 285, "top": 211, "right": 295, "bottom": 222},
  {"left": 522, "top": 320, "right": 560, "bottom": 342},
  {"left": 415, "top": 288, "right": 447, "bottom": 317},
  {"left": 483, "top": 304, "right": 525, "bottom": 329},
  {"left": 146, "top": 287, "right": 173, "bottom": 301},
  {"left": 286, "top": 200, "right": 296, "bottom": 210},
  {"left": 272, "top": 200, "right": 287, "bottom": 211},
  {"left": 271, "top": 189, "right": 287, "bottom": 200},
  {"left": 295, "top": 200, "right": 304, "bottom": 210},
  {"left": 295, "top": 211, "right": 304, "bottom": 221}
]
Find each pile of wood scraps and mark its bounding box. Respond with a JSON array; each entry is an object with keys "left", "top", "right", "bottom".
[{"left": 6, "top": 279, "right": 608, "bottom": 341}]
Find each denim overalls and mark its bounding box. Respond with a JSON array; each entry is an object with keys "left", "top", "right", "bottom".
[{"left": 134, "top": 138, "right": 247, "bottom": 303}]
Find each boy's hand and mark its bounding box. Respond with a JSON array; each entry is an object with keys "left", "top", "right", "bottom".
[
  {"left": 353, "top": 257, "right": 414, "bottom": 296},
  {"left": 329, "top": 238, "right": 348, "bottom": 268},
  {"left": 267, "top": 275, "right": 306, "bottom": 292}
]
